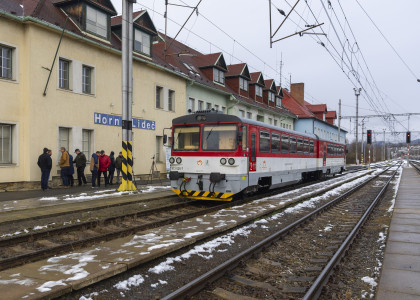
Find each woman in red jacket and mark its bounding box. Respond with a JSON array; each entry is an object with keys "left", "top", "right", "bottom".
[{"left": 98, "top": 150, "right": 111, "bottom": 187}]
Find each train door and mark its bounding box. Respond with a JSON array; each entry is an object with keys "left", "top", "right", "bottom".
[
  {"left": 323, "top": 142, "right": 327, "bottom": 166},
  {"left": 249, "top": 127, "right": 257, "bottom": 173}
]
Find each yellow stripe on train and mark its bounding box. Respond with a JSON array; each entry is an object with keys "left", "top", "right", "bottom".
[{"left": 172, "top": 189, "right": 235, "bottom": 202}]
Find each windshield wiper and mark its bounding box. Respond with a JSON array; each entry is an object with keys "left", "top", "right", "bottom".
[{"left": 206, "top": 127, "right": 214, "bottom": 140}]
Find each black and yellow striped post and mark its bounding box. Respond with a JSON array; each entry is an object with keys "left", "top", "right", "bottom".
[{"left": 118, "top": 140, "right": 136, "bottom": 191}]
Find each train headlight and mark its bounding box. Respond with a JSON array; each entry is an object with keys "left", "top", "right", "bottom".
[
  {"left": 220, "top": 158, "right": 227, "bottom": 165},
  {"left": 228, "top": 158, "right": 235, "bottom": 165},
  {"left": 169, "top": 157, "right": 175, "bottom": 164},
  {"left": 176, "top": 157, "right": 182, "bottom": 164}
]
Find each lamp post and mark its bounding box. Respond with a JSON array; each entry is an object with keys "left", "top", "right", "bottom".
[{"left": 354, "top": 88, "right": 361, "bottom": 165}]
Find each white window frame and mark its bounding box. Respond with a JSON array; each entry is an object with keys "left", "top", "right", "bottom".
[
  {"left": 276, "top": 97, "right": 282, "bottom": 107},
  {"left": 214, "top": 104, "right": 219, "bottom": 111},
  {"left": 256, "top": 85, "right": 263, "bottom": 97},
  {"left": 206, "top": 102, "right": 212, "bottom": 110},
  {"left": 247, "top": 112, "right": 252, "bottom": 119},
  {"left": 188, "top": 98, "right": 195, "bottom": 113},
  {"left": 0, "top": 45, "right": 13, "bottom": 80},
  {"left": 86, "top": 5, "right": 108, "bottom": 39},
  {"left": 222, "top": 106, "right": 226, "bottom": 114},
  {"left": 213, "top": 68, "right": 225, "bottom": 85},
  {"left": 134, "top": 29, "right": 151, "bottom": 56},
  {"left": 82, "top": 65, "right": 92, "bottom": 94},
  {"left": 198, "top": 100, "right": 203, "bottom": 111},
  {"left": 82, "top": 129, "right": 93, "bottom": 160},
  {"left": 0, "top": 124, "right": 12, "bottom": 164},
  {"left": 59, "top": 58, "right": 70, "bottom": 90},
  {"left": 239, "top": 77, "right": 248, "bottom": 91},
  {"left": 155, "top": 86, "right": 163, "bottom": 109},
  {"left": 268, "top": 91, "right": 275, "bottom": 102},
  {"left": 239, "top": 110, "right": 245, "bottom": 118},
  {"left": 155, "top": 136, "right": 163, "bottom": 162},
  {"left": 168, "top": 89, "right": 175, "bottom": 112}
]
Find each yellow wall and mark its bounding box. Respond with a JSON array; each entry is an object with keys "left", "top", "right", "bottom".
[{"left": 0, "top": 16, "right": 186, "bottom": 183}]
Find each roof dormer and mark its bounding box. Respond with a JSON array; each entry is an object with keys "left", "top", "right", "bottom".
[
  {"left": 263, "top": 79, "right": 277, "bottom": 107},
  {"left": 54, "top": 0, "right": 117, "bottom": 41},
  {"left": 225, "top": 63, "right": 251, "bottom": 95},
  {"left": 249, "top": 72, "right": 265, "bottom": 102},
  {"left": 111, "top": 11, "right": 158, "bottom": 57},
  {"left": 194, "top": 53, "right": 227, "bottom": 86}
]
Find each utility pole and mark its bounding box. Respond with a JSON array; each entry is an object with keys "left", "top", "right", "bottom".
[
  {"left": 119, "top": 0, "right": 137, "bottom": 191},
  {"left": 383, "top": 129, "right": 386, "bottom": 161},
  {"left": 361, "top": 119, "right": 364, "bottom": 165},
  {"left": 338, "top": 99, "right": 341, "bottom": 143},
  {"left": 354, "top": 88, "right": 361, "bottom": 164}
]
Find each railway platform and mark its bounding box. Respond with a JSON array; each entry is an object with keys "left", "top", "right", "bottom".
[{"left": 377, "top": 165, "right": 420, "bottom": 299}]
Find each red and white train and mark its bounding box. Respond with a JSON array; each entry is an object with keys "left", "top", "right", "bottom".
[{"left": 168, "top": 110, "right": 346, "bottom": 201}]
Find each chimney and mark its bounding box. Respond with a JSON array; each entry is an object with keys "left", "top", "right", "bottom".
[{"left": 291, "top": 83, "right": 304, "bottom": 107}]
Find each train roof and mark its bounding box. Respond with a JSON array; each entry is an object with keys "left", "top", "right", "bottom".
[{"left": 172, "top": 111, "right": 345, "bottom": 145}]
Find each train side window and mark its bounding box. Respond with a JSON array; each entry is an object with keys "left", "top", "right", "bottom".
[
  {"left": 290, "top": 137, "right": 297, "bottom": 154},
  {"left": 281, "top": 135, "right": 289, "bottom": 153},
  {"left": 242, "top": 125, "right": 247, "bottom": 151},
  {"left": 297, "top": 138, "right": 303, "bottom": 153},
  {"left": 251, "top": 133, "right": 255, "bottom": 161},
  {"left": 259, "top": 131, "right": 270, "bottom": 153},
  {"left": 271, "top": 133, "right": 280, "bottom": 153},
  {"left": 303, "top": 140, "right": 309, "bottom": 154},
  {"left": 309, "top": 140, "right": 314, "bottom": 155}
]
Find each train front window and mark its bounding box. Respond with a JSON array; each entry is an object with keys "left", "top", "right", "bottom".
[
  {"left": 173, "top": 126, "right": 200, "bottom": 151},
  {"left": 202, "top": 124, "right": 237, "bottom": 151}
]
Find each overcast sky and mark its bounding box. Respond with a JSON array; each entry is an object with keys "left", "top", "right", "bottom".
[{"left": 110, "top": 0, "right": 420, "bottom": 144}]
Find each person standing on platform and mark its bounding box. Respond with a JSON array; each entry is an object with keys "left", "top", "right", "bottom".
[
  {"left": 115, "top": 152, "right": 123, "bottom": 184},
  {"left": 74, "top": 149, "right": 87, "bottom": 186},
  {"left": 90, "top": 152, "right": 99, "bottom": 188},
  {"left": 108, "top": 151, "right": 115, "bottom": 185},
  {"left": 98, "top": 150, "right": 110, "bottom": 187},
  {"left": 59, "top": 147, "right": 70, "bottom": 188},
  {"left": 37, "top": 147, "right": 52, "bottom": 191},
  {"left": 68, "top": 152, "right": 75, "bottom": 187}
]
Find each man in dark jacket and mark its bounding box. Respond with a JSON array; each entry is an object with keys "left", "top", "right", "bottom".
[
  {"left": 74, "top": 149, "right": 87, "bottom": 186},
  {"left": 98, "top": 150, "right": 111, "bottom": 187},
  {"left": 108, "top": 151, "right": 115, "bottom": 185},
  {"left": 37, "top": 147, "right": 52, "bottom": 191},
  {"left": 115, "top": 152, "right": 123, "bottom": 184},
  {"left": 68, "top": 153, "right": 75, "bottom": 187}
]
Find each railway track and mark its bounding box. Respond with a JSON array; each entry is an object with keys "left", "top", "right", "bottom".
[
  {"left": 0, "top": 168, "right": 375, "bottom": 273},
  {"left": 161, "top": 163, "right": 400, "bottom": 300}
]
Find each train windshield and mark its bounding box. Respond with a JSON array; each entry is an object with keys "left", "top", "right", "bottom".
[
  {"left": 173, "top": 126, "right": 200, "bottom": 151},
  {"left": 202, "top": 124, "right": 237, "bottom": 151}
]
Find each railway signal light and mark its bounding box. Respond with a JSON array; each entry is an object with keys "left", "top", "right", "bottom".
[
  {"left": 406, "top": 131, "right": 411, "bottom": 144},
  {"left": 367, "top": 130, "right": 372, "bottom": 144}
]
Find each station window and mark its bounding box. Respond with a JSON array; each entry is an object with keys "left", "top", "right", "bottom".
[
  {"left": 188, "top": 98, "right": 195, "bottom": 113},
  {"left": 206, "top": 102, "right": 212, "bottom": 110},
  {"left": 198, "top": 100, "right": 203, "bottom": 111},
  {"left": 0, "top": 124, "right": 12, "bottom": 164},
  {"left": 213, "top": 68, "right": 225, "bottom": 85},
  {"left": 290, "top": 137, "right": 297, "bottom": 154},
  {"left": 58, "top": 127, "right": 70, "bottom": 159},
  {"left": 156, "top": 86, "right": 163, "bottom": 109},
  {"left": 0, "top": 45, "right": 12, "bottom": 79},
  {"left": 168, "top": 90, "right": 175, "bottom": 111},
  {"left": 155, "top": 136, "right": 163, "bottom": 162},
  {"left": 82, "top": 65, "right": 92, "bottom": 94},
  {"left": 256, "top": 85, "right": 263, "bottom": 97},
  {"left": 82, "top": 129, "right": 93, "bottom": 159},
  {"left": 239, "top": 77, "right": 248, "bottom": 91},
  {"left": 134, "top": 29, "right": 151, "bottom": 56},
  {"left": 271, "top": 133, "right": 280, "bottom": 153},
  {"left": 259, "top": 131, "right": 270, "bottom": 153},
  {"left": 281, "top": 135, "right": 289, "bottom": 153},
  {"left": 86, "top": 5, "right": 108, "bottom": 39},
  {"left": 59, "top": 59, "right": 70, "bottom": 89}
]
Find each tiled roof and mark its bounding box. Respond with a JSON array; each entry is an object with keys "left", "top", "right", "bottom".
[
  {"left": 306, "top": 104, "right": 327, "bottom": 113},
  {"left": 194, "top": 53, "right": 224, "bottom": 69},
  {"left": 264, "top": 79, "right": 275, "bottom": 91},
  {"left": 226, "top": 63, "right": 246, "bottom": 77},
  {"left": 111, "top": 10, "right": 144, "bottom": 26},
  {"left": 326, "top": 111, "right": 337, "bottom": 119},
  {"left": 282, "top": 90, "right": 315, "bottom": 118},
  {"left": 52, "top": 0, "right": 117, "bottom": 15}
]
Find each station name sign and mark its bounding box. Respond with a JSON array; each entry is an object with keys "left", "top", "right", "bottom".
[{"left": 94, "top": 113, "right": 155, "bottom": 130}]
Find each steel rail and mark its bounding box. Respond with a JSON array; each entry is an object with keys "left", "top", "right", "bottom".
[
  {"left": 303, "top": 164, "right": 401, "bottom": 299},
  {"left": 161, "top": 163, "right": 399, "bottom": 299}
]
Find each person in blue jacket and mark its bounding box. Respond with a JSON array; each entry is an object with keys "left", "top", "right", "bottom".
[{"left": 90, "top": 152, "right": 99, "bottom": 188}]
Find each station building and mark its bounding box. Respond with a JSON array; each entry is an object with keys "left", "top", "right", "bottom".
[{"left": 0, "top": 0, "right": 342, "bottom": 190}]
